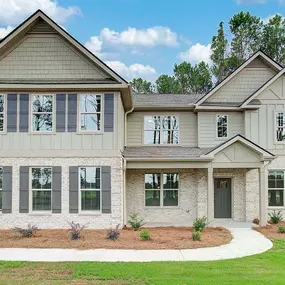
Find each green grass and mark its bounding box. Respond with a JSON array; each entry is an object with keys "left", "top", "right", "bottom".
[{"left": 0, "top": 239, "right": 284, "bottom": 284}]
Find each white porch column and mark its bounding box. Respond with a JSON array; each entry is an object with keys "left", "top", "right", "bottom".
[
  {"left": 259, "top": 165, "right": 267, "bottom": 226},
  {"left": 207, "top": 167, "right": 214, "bottom": 223}
]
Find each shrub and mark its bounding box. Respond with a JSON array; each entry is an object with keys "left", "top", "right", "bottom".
[
  {"left": 12, "top": 224, "right": 39, "bottom": 238},
  {"left": 192, "top": 231, "right": 201, "bottom": 241},
  {"left": 67, "top": 221, "right": 87, "bottom": 240},
  {"left": 128, "top": 213, "right": 145, "bottom": 231},
  {"left": 268, "top": 210, "right": 283, "bottom": 224},
  {"left": 193, "top": 216, "right": 208, "bottom": 232},
  {"left": 107, "top": 224, "right": 120, "bottom": 241},
  {"left": 253, "top": 217, "right": 260, "bottom": 225},
  {"left": 140, "top": 230, "right": 151, "bottom": 240},
  {"left": 279, "top": 224, "right": 285, "bottom": 234}
]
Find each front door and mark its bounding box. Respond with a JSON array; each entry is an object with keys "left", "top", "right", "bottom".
[{"left": 214, "top": 178, "right": 232, "bottom": 218}]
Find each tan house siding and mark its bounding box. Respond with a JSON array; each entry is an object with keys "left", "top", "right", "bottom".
[
  {"left": 198, "top": 112, "right": 245, "bottom": 148},
  {"left": 0, "top": 35, "right": 109, "bottom": 80},
  {"left": 206, "top": 67, "right": 275, "bottom": 103},
  {"left": 126, "top": 111, "right": 198, "bottom": 147}
]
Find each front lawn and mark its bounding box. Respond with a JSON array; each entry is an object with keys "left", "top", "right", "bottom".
[{"left": 0, "top": 239, "right": 285, "bottom": 284}]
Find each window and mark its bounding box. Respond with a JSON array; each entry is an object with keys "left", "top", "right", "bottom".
[
  {"left": 144, "top": 116, "right": 179, "bottom": 144},
  {"left": 268, "top": 171, "right": 284, "bottom": 207},
  {"left": 0, "top": 168, "right": 2, "bottom": 210},
  {"left": 276, "top": 112, "right": 285, "bottom": 141},
  {"left": 80, "top": 167, "right": 101, "bottom": 211},
  {"left": 0, "top": 95, "right": 4, "bottom": 132},
  {"left": 32, "top": 95, "right": 53, "bottom": 132},
  {"left": 145, "top": 173, "right": 179, "bottom": 207},
  {"left": 216, "top": 114, "right": 228, "bottom": 138},
  {"left": 31, "top": 167, "right": 52, "bottom": 211},
  {"left": 80, "top": 95, "right": 102, "bottom": 131}
]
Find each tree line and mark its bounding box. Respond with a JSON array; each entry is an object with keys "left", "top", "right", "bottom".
[{"left": 131, "top": 12, "right": 285, "bottom": 94}]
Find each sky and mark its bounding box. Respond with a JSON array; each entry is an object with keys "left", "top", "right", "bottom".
[{"left": 0, "top": 0, "right": 284, "bottom": 82}]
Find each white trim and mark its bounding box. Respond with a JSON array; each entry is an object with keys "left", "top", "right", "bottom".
[
  {"left": 215, "top": 114, "right": 228, "bottom": 140},
  {"left": 268, "top": 170, "right": 285, "bottom": 207},
  {"left": 0, "top": 167, "right": 3, "bottom": 211},
  {"left": 78, "top": 166, "right": 102, "bottom": 214},
  {"left": 195, "top": 51, "right": 283, "bottom": 107},
  {"left": 274, "top": 111, "right": 285, "bottom": 144}
]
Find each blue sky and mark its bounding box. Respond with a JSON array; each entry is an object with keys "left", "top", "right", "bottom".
[{"left": 0, "top": 0, "right": 284, "bottom": 81}]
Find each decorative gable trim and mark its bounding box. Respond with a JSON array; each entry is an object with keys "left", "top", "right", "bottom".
[{"left": 195, "top": 50, "right": 283, "bottom": 108}]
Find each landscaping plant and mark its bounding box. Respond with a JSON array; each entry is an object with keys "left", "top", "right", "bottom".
[
  {"left": 193, "top": 216, "right": 208, "bottom": 232},
  {"left": 12, "top": 224, "right": 39, "bottom": 238},
  {"left": 107, "top": 224, "right": 120, "bottom": 241},
  {"left": 67, "top": 221, "right": 87, "bottom": 240},
  {"left": 192, "top": 231, "right": 201, "bottom": 241},
  {"left": 268, "top": 210, "right": 283, "bottom": 224},
  {"left": 279, "top": 224, "right": 285, "bottom": 234},
  {"left": 253, "top": 217, "right": 260, "bottom": 225},
  {"left": 140, "top": 230, "right": 151, "bottom": 240},
  {"left": 128, "top": 213, "right": 145, "bottom": 231}
]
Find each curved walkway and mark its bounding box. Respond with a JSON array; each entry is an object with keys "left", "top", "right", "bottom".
[{"left": 0, "top": 224, "right": 272, "bottom": 262}]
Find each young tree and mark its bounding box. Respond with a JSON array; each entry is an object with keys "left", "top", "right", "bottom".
[
  {"left": 130, "top": 78, "right": 154, "bottom": 94},
  {"left": 155, "top": 74, "right": 180, "bottom": 94},
  {"left": 173, "top": 61, "right": 192, "bottom": 93},
  {"left": 262, "top": 14, "right": 285, "bottom": 65},
  {"left": 229, "top": 11, "right": 263, "bottom": 67}
]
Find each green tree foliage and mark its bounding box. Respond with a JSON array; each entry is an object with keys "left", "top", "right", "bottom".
[
  {"left": 130, "top": 78, "right": 154, "bottom": 94},
  {"left": 156, "top": 74, "right": 180, "bottom": 94},
  {"left": 262, "top": 14, "right": 285, "bottom": 65}
]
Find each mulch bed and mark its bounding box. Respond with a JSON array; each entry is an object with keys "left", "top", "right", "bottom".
[
  {"left": 0, "top": 227, "right": 232, "bottom": 250},
  {"left": 254, "top": 221, "right": 285, "bottom": 239}
]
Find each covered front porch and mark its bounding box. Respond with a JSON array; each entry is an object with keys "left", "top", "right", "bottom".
[{"left": 123, "top": 135, "right": 275, "bottom": 226}]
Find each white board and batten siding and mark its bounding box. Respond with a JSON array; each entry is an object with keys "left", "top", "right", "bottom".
[
  {"left": 127, "top": 111, "right": 198, "bottom": 147},
  {"left": 198, "top": 112, "right": 245, "bottom": 148}
]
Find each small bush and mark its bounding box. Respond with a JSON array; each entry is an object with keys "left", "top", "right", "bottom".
[
  {"left": 67, "top": 221, "right": 87, "bottom": 240},
  {"left": 128, "top": 213, "right": 145, "bottom": 231},
  {"left": 193, "top": 216, "right": 208, "bottom": 232},
  {"left": 12, "top": 224, "right": 39, "bottom": 238},
  {"left": 253, "top": 217, "right": 260, "bottom": 225},
  {"left": 192, "top": 231, "right": 201, "bottom": 241},
  {"left": 279, "top": 224, "right": 285, "bottom": 234},
  {"left": 107, "top": 224, "right": 120, "bottom": 241},
  {"left": 268, "top": 210, "right": 283, "bottom": 224},
  {"left": 140, "top": 230, "right": 151, "bottom": 240}
]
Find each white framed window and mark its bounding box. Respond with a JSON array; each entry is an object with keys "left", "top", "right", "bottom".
[
  {"left": 276, "top": 112, "right": 285, "bottom": 142},
  {"left": 0, "top": 168, "right": 3, "bottom": 211},
  {"left": 31, "top": 94, "right": 54, "bottom": 132},
  {"left": 31, "top": 167, "right": 52, "bottom": 211},
  {"left": 0, "top": 95, "right": 4, "bottom": 132},
  {"left": 216, "top": 114, "right": 228, "bottom": 138},
  {"left": 144, "top": 115, "right": 179, "bottom": 144},
  {"left": 79, "top": 167, "right": 101, "bottom": 211},
  {"left": 145, "top": 173, "right": 179, "bottom": 207},
  {"left": 79, "top": 95, "right": 102, "bottom": 131},
  {"left": 268, "top": 171, "right": 284, "bottom": 207}
]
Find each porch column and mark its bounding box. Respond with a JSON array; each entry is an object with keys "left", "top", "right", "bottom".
[
  {"left": 207, "top": 167, "right": 214, "bottom": 223},
  {"left": 259, "top": 165, "right": 267, "bottom": 226}
]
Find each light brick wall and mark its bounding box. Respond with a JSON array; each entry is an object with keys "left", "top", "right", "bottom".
[{"left": 0, "top": 157, "right": 124, "bottom": 229}]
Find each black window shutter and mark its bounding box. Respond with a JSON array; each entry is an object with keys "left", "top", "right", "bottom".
[
  {"left": 102, "top": 166, "right": 111, "bottom": 213},
  {"left": 19, "top": 94, "right": 29, "bottom": 132},
  {"left": 69, "top": 166, "right": 78, "bottom": 213},
  {"left": 68, "top": 94, "right": 77, "bottom": 132},
  {"left": 19, "top": 166, "right": 29, "bottom": 213},
  {"left": 56, "top": 94, "right": 66, "bottom": 132},
  {"left": 52, "top": 166, "right": 62, "bottom": 213},
  {"left": 7, "top": 94, "right": 17, "bottom": 132},
  {"left": 104, "top": 94, "right": 114, "bottom": 132},
  {"left": 2, "top": 166, "right": 12, "bottom": 213}
]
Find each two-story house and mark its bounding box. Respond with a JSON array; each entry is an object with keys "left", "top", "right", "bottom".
[{"left": 0, "top": 10, "right": 283, "bottom": 228}]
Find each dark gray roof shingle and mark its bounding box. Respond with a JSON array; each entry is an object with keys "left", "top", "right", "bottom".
[{"left": 132, "top": 93, "right": 204, "bottom": 108}]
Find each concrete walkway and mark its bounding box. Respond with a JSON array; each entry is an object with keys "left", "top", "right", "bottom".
[{"left": 0, "top": 223, "right": 273, "bottom": 262}]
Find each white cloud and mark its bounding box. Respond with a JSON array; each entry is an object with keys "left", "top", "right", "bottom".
[
  {"left": 105, "top": 61, "right": 157, "bottom": 81},
  {"left": 0, "top": 25, "right": 13, "bottom": 38},
  {"left": 235, "top": 0, "right": 267, "bottom": 4},
  {"left": 262, "top": 13, "right": 283, "bottom": 24},
  {"left": 179, "top": 43, "right": 212, "bottom": 64},
  {"left": 85, "top": 36, "right": 103, "bottom": 54},
  {"left": 0, "top": 0, "right": 81, "bottom": 26}
]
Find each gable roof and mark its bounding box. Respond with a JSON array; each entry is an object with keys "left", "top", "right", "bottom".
[
  {"left": 195, "top": 50, "right": 283, "bottom": 108},
  {"left": 0, "top": 9, "right": 128, "bottom": 85}
]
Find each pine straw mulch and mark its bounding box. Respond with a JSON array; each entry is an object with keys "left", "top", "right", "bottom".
[
  {"left": 0, "top": 226, "right": 232, "bottom": 250},
  {"left": 254, "top": 221, "right": 285, "bottom": 239}
]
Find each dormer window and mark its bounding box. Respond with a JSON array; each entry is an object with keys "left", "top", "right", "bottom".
[
  {"left": 276, "top": 112, "right": 285, "bottom": 141},
  {"left": 144, "top": 115, "right": 179, "bottom": 144},
  {"left": 216, "top": 114, "right": 228, "bottom": 138}
]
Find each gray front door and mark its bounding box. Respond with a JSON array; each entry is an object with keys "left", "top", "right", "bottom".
[{"left": 214, "top": 178, "right": 232, "bottom": 218}]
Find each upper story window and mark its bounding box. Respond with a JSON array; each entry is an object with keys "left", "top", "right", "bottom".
[
  {"left": 268, "top": 171, "right": 284, "bottom": 207},
  {"left": 32, "top": 95, "right": 53, "bottom": 132},
  {"left": 0, "top": 95, "right": 4, "bottom": 132},
  {"left": 144, "top": 115, "right": 179, "bottom": 144},
  {"left": 80, "top": 95, "right": 102, "bottom": 131},
  {"left": 31, "top": 167, "right": 52, "bottom": 211},
  {"left": 276, "top": 112, "right": 285, "bottom": 141},
  {"left": 216, "top": 114, "right": 228, "bottom": 138},
  {"left": 80, "top": 167, "right": 101, "bottom": 211},
  {"left": 0, "top": 167, "right": 2, "bottom": 211}
]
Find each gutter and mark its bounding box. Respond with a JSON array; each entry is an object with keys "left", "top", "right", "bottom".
[{"left": 124, "top": 157, "right": 213, "bottom": 162}]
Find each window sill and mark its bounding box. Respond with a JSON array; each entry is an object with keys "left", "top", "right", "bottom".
[
  {"left": 77, "top": 132, "right": 104, "bottom": 135},
  {"left": 29, "top": 212, "right": 52, "bottom": 216},
  {"left": 268, "top": 206, "right": 285, "bottom": 209},
  {"left": 78, "top": 212, "right": 102, "bottom": 216},
  {"left": 144, "top": 206, "right": 180, "bottom": 210}
]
